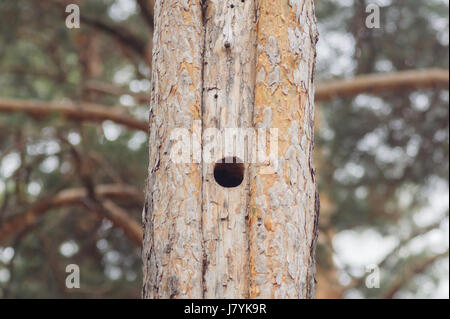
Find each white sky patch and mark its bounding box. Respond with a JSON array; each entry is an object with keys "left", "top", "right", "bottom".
[
  {"left": 434, "top": 129, "right": 448, "bottom": 143},
  {"left": 345, "top": 289, "right": 365, "bottom": 299},
  {"left": 68, "top": 132, "right": 81, "bottom": 145},
  {"left": 397, "top": 187, "right": 415, "bottom": 210},
  {"left": 120, "top": 94, "right": 135, "bottom": 107},
  {"left": 60, "top": 161, "right": 72, "bottom": 174},
  {"left": 317, "top": 30, "right": 356, "bottom": 77},
  {"left": 357, "top": 128, "right": 385, "bottom": 152},
  {"left": 113, "top": 65, "right": 135, "bottom": 85},
  {"left": 27, "top": 140, "right": 61, "bottom": 156},
  {"left": 355, "top": 186, "right": 369, "bottom": 200},
  {"left": 130, "top": 79, "right": 150, "bottom": 93},
  {"left": 338, "top": 271, "right": 352, "bottom": 286},
  {"left": 429, "top": 12, "right": 449, "bottom": 46},
  {"left": 96, "top": 239, "right": 109, "bottom": 252},
  {"left": 39, "top": 156, "right": 59, "bottom": 173},
  {"left": 0, "top": 153, "right": 21, "bottom": 179},
  {"left": 106, "top": 265, "right": 122, "bottom": 280},
  {"left": 108, "top": 0, "right": 137, "bottom": 21},
  {"left": 319, "top": 120, "right": 335, "bottom": 141},
  {"left": 335, "top": 0, "right": 353, "bottom": 7},
  {"left": 372, "top": 0, "right": 393, "bottom": 6},
  {"left": 333, "top": 175, "right": 449, "bottom": 298},
  {"left": 59, "top": 240, "right": 79, "bottom": 258},
  {"left": 43, "top": 140, "right": 60, "bottom": 155},
  {"left": 27, "top": 181, "right": 42, "bottom": 196},
  {"left": 375, "top": 59, "right": 394, "bottom": 72},
  {"left": 105, "top": 251, "right": 121, "bottom": 265},
  {"left": 354, "top": 94, "right": 391, "bottom": 116},
  {"left": 138, "top": 62, "right": 151, "bottom": 78},
  {"left": 0, "top": 269, "right": 10, "bottom": 283},
  {"left": 128, "top": 131, "right": 147, "bottom": 150},
  {"left": 431, "top": 258, "right": 449, "bottom": 298},
  {"left": 129, "top": 80, "right": 141, "bottom": 93},
  {"left": 406, "top": 135, "right": 422, "bottom": 158},
  {"left": 440, "top": 90, "right": 449, "bottom": 103},
  {"left": 131, "top": 106, "right": 149, "bottom": 121},
  {"left": 333, "top": 162, "right": 366, "bottom": 184},
  {"left": 375, "top": 145, "right": 405, "bottom": 164},
  {"left": 411, "top": 93, "right": 430, "bottom": 112},
  {"left": 0, "top": 247, "right": 15, "bottom": 263},
  {"left": 408, "top": 222, "right": 449, "bottom": 255},
  {"left": 333, "top": 229, "right": 399, "bottom": 268},
  {"left": 413, "top": 177, "right": 449, "bottom": 226},
  {"left": 396, "top": 257, "right": 449, "bottom": 299},
  {"left": 103, "top": 121, "right": 122, "bottom": 141},
  {"left": 345, "top": 162, "right": 365, "bottom": 179}
]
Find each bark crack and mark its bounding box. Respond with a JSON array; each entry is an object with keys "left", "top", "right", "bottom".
[{"left": 200, "top": 0, "right": 209, "bottom": 299}]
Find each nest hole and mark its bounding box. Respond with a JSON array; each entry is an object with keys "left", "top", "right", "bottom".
[{"left": 213, "top": 157, "right": 244, "bottom": 188}]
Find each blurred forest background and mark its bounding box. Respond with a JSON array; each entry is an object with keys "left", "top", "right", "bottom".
[{"left": 0, "top": 0, "right": 448, "bottom": 298}]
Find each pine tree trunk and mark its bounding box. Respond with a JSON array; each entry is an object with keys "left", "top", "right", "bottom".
[{"left": 142, "top": 0, "right": 319, "bottom": 299}]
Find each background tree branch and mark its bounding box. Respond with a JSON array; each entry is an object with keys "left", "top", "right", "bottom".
[
  {"left": 382, "top": 250, "right": 449, "bottom": 299},
  {"left": 316, "top": 68, "right": 449, "bottom": 101},
  {"left": 0, "top": 98, "right": 148, "bottom": 132},
  {"left": 0, "top": 184, "right": 143, "bottom": 245}
]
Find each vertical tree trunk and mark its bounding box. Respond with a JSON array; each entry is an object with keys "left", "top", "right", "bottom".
[
  {"left": 143, "top": 0, "right": 319, "bottom": 299},
  {"left": 201, "top": 0, "right": 257, "bottom": 299},
  {"left": 142, "top": 0, "right": 205, "bottom": 299},
  {"left": 249, "top": 0, "right": 319, "bottom": 299}
]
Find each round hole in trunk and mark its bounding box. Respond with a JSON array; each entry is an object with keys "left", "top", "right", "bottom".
[{"left": 213, "top": 157, "right": 244, "bottom": 188}]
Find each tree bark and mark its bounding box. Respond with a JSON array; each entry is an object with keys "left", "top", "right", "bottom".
[
  {"left": 249, "top": 0, "right": 319, "bottom": 299},
  {"left": 142, "top": 0, "right": 205, "bottom": 299},
  {"left": 201, "top": 0, "right": 257, "bottom": 299},
  {"left": 142, "top": 0, "right": 319, "bottom": 299}
]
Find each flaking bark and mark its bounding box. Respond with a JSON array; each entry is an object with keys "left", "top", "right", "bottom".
[
  {"left": 249, "top": 0, "right": 319, "bottom": 298},
  {"left": 143, "top": 0, "right": 319, "bottom": 299},
  {"left": 142, "top": 0, "right": 205, "bottom": 299}
]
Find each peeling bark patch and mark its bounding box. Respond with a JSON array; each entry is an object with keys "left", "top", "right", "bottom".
[
  {"left": 265, "top": 36, "right": 280, "bottom": 66},
  {"left": 256, "top": 67, "right": 267, "bottom": 83},
  {"left": 289, "top": 0, "right": 305, "bottom": 23},
  {"left": 268, "top": 66, "right": 281, "bottom": 91},
  {"left": 288, "top": 27, "right": 305, "bottom": 55}
]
